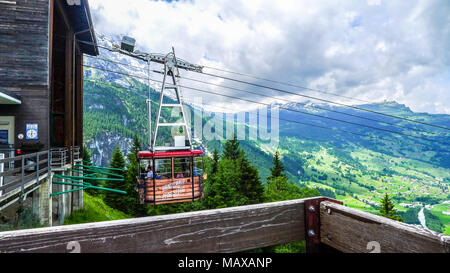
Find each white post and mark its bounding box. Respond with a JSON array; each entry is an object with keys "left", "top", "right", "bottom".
[
  {"left": 147, "top": 60, "right": 152, "bottom": 151},
  {"left": 0, "top": 153, "right": 4, "bottom": 197}
]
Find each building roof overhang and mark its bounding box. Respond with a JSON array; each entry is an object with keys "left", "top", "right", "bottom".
[
  {"left": 0, "top": 87, "right": 21, "bottom": 105},
  {"left": 62, "top": 0, "right": 99, "bottom": 56}
]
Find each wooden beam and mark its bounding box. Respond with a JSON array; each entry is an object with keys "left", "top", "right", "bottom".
[
  {"left": 0, "top": 198, "right": 311, "bottom": 253},
  {"left": 54, "top": 0, "right": 73, "bottom": 32},
  {"left": 304, "top": 197, "right": 342, "bottom": 253},
  {"left": 64, "top": 29, "right": 73, "bottom": 150},
  {"left": 49, "top": 0, "right": 54, "bottom": 95},
  {"left": 320, "top": 201, "right": 450, "bottom": 253},
  {"left": 76, "top": 52, "right": 83, "bottom": 147}
]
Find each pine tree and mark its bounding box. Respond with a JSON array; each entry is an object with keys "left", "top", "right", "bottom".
[
  {"left": 130, "top": 135, "right": 141, "bottom": 160},
  {"left": 212, "top": 149, "right": 219, "bottom": 174},
  {"left": 222, "top": 136, "right": 242, "bottom": 161},
  {"left": 268, "top": 151, "right": 286, "bottom": 181},
  {"left": 379, "top": 193, "right": 403, "bottom": 222},
  {"left": 103, "top": 146, "right": 126, "bottom": 211},
  {"left": 264, "top": 150, "right": 320, "bottom": 203},
  {"left": 82, "top": 146, "right": 99, "bottom": 196},
  {"left": 82, "top": 146, "right": 92, "bottom": 165},
  {"left": 203, "top": 149, "right": 220, "bottom": 209},
  {"left": 236, "top": 155, "right": 264, "bottom": 205},
  {"left": 123, "top": 136, "right": 147, "bottom": 216},
  {"left": 222, "top": 138, "right": 264, "bottom": 205},
  {"left": 207, "top": 159, "right": 240, "bottom": 208}
]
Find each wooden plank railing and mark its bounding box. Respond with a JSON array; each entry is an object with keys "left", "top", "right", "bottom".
[
  {"left": 0, "top": 198, "right": 309, "bottom": 253},
  {"left": 0, "top": 197, "right": 448, "bottom": 253},
  {"left": 320, "top": 201, "right": 450, "bottom": 253}
]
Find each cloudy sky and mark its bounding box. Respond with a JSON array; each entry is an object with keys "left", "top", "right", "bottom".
[{"left": 89, "top": 0, "right": 450, "bottom": 114}]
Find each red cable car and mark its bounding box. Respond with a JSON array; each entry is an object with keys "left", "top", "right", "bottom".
[
  {"left": 137, "top": 150, "right": 205, "bottom": 205},
  {"left": 134, "top": 47, "right": 206, "bottom": 205}
]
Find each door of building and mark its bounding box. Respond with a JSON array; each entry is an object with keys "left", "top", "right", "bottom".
[{"left": 0, "top": 116, "right": 14, "bottom": 146}]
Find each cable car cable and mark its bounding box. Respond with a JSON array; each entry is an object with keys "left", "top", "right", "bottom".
[
  {"left": 183, "top": 98, "right": 450, "bottom": 168},
  {"left": 82, "top": 64, "right": 450, "bottom": 147},
  {"left": 83, "top": 76, "right": 450, "bottom": 154},
  {"left": 179, "top": 75, "right": 444, "bottom": 137},
  {"left": 83, "top": 52, "right": 450, "bottom": 133},
  {"left": 197, "top": 71, "right": 450, "bottom": 132},
  {"left": 83, "top": 55, "right": 448, "bottom": 137},
  {"left": 201, "top": 65, "right": 372, "bottom": 104}
]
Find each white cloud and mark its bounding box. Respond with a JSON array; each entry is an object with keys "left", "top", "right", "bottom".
[
  {"left": 367, "top": 0, "right": 381, "bottom": 6},
  {"left": 89, "top": 0, "right": 450, "bottom": 114}
]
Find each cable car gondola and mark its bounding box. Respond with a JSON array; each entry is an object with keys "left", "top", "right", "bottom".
[
  {"left": 137, "top": 150, "right": 204, "bottom": 205},
  {"left": 132, "top": 45, "right": 205, "bottom": 205}
]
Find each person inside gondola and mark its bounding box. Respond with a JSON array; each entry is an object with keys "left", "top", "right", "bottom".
[
  {"left": 193, "top": 167, "right": 202, "bottom": 177},
  {"left": 146, "top": 166, "right": 154, "bottom": 179}
]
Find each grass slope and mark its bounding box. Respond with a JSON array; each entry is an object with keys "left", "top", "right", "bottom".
[{"left": 64, "top": 193, "right": 131, "bottom": 225}]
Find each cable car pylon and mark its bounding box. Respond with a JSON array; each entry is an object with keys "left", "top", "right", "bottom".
[
  {"left": 111, "top": 37, "right": 205, "bottom": 205},
  {"left": 152, "top": 47, "right": 193, "bottom": 152}
]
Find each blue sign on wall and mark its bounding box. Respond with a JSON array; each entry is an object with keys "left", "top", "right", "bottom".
[
  {"left": 0, "top": 130, "right": 7, "bottom": 144},
  {"left": 26, "top": 123, "right": 38, "bottom": 140}
]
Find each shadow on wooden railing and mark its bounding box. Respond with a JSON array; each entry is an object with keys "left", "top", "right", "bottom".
[{"left": 0, "top": 197, "right": 448, "bottom": 253}]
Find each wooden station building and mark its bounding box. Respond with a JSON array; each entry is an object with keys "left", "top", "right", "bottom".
[{"left": 0, "top": 0, "right": 98, "bottom": 155}]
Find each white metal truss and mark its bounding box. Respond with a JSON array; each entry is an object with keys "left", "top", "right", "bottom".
[
  {"left": 110, "top": 40, "right": 202, "bottom": 152},
  {"left": 111, "top": 45, "right": 203, "bottom": 73},
  {"left": 152, "top": 48, "right": 193, "bottom": 152}
]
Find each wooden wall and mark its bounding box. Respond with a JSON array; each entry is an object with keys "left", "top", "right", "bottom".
[
  {"left": 0, "top": 0, "right": 50, "bottom": 86},
  {"left": 0, "top": 0, "right": 86, "bottom": 153},
  {"left": 0, "top": 0, "right": 51, "bottom": 150}
]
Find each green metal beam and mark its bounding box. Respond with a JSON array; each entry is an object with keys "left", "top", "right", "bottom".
[
  {"left": 86, "top": 186, "right": 126, "bottom": 194},
  {"left": 78, "top": 164, "right": 125, "bottom": 175},
  {"left": 53, "top": 181, "right": 91, "bottom": 187},
  {"left": 77, "top": 162, "right": 123, "bottom": 171},
  {"left": 71, "top": 166, "right": 124, "bottom": 178},
  {"left": 50, "top": 163, "right": 127, "bottom": 196},
  {"left": 53, "top": 175, "right": 123, "bottom": 181},
  {"left": 53, "top": 177, "right": 86, "bottom": 184},
  {"left": 51, "top": 187, "right": 88, "bottom": 197}
]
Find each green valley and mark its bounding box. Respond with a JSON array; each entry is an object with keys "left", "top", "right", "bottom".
[{"left": 82, "top": 60, "right": 450, "bottom": 235}]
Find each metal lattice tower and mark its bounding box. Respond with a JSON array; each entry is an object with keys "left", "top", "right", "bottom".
[
  {"left": 110, "top": 38, "right": 203, "bottom": 151},
  {"left": 152, "top": 48, "right": 193, "bottom": 152}
]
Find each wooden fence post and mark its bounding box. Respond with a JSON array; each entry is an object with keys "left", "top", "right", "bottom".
[{"left": 304, "top": 197, "right": 343, "bottom": 253}]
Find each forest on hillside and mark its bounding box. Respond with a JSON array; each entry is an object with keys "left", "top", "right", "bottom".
[{"left": 77, "top": 137, "right": 324, "bottom": 252}]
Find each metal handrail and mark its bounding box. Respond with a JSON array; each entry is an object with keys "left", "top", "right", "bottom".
[
  {"left": 0, "top": 150, "right": 51, "bottom": 198},
  {"left": 0, "top": 146, "right": 14, "bottom": 170},
  {"left": 0, "top": 146, "right": 84, "bottom": 199},
  {"left": 50, "top": 148, "right": 68, "bottom": 168},
  {"left": 71, "top": 146, "right": 81, "bottom": 161}
]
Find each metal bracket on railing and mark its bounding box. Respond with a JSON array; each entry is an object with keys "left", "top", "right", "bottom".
[
  {"left": 0, "top": 153, "right": 4, "bottom": 197},
  {"left": 21, "top": 156, "right": 25, "bottom": 196},
  {"left": 36, "top": 153, "right": 39, "bottom": 185},
  {"left": 304, "top": 197, "right": 343, "bottom": 253}
]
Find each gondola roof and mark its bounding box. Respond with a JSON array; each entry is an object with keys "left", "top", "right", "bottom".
[{"left": 138, "top": 150, "right": 203, "bottom": 159}]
